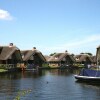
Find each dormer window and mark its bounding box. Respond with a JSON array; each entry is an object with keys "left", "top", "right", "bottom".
[
  {"left": 76, "top": 58, "right": 79, "bottom": 60},
  {"left": 55, "top": 57, "right": 58, "bottom": 59}
]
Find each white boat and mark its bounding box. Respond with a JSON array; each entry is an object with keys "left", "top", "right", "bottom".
[
  {"left": 74, "top": 46, "right": 100, "bottom": 82},
  {"left": 74, "top": 68, "right": 100, "bottom": 82},
  {"left": 74, "top": 74, "right": 100, "bottom": 82}
]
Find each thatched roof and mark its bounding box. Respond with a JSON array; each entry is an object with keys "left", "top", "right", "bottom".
[
  {"left": 0, "top": 46, "right": 22, "bottom": 61},
  {"left": 75, "top": 54, "right": 93, "bottom": 62},
  {"left": 47, "top": 53, "right": 75, "bottom": 62},
  {"left": 44, "top": 55, "right": 51, "bottom": 61},
  {"left": 21, "top": 49, "right": 46, "bottom": 62},
  {"left": 90, "top": 56, "right": 96, "bottom": 63}
]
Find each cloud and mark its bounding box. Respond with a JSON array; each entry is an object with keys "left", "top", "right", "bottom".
[
  {"left": 62, "top": 34, "right": 100, "bottom": 48},
  {"left": 40, "top": 34, "right": 100, "bottom": 55},
  {"left": 0, "top": 9, "right": 13, "bottom": 20}
]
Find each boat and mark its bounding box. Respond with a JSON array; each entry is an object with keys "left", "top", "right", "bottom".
[
  {"left": 74, "top": 68, "right": 100, "bottom": 82},
  {"left": 25, "top": 68, "right": 36, "bottom": 71},
  {"left": 75, "top": 45, "right": 100, "bottom": 82},
  {"left": 25, "top": 64, "right": 37, "bottom": 71}
]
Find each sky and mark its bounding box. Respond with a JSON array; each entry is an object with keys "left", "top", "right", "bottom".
[{"left": 0, "top": 0, "right": 100, "bottom": 55}]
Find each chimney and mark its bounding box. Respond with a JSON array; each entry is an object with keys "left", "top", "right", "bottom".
[
  {"left": 9, "top": 43, "right": 13, "bottom": 47},
  {"left": 65, "top": 50, "right": 68, "bottom": 53},
  {"left": 32, "top": 47, "right": 36, "bottom": 51}
]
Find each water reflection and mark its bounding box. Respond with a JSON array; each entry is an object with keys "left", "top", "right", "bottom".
[
  {"left": 74, "top": 80, "right": 100, "bottom": 100},
  {"left": 0, "top": 69, "right": 100, "bottom": 100}
]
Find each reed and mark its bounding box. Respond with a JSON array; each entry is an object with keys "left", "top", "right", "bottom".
[{"left": 14, "top": 89, "right": 32, "bottom": 100}]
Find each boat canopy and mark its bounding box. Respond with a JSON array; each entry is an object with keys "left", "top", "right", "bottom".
[{"left": 80, "top": 69, "right": 100, "bottom": 77}]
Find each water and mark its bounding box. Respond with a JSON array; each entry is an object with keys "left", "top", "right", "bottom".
[{"left": 0, "top": 69, "right": 100, "bottom": 100}]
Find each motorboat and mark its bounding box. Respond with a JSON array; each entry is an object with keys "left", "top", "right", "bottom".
[{"left": 74, "top": 68, "right": 100, "bottom": 82}]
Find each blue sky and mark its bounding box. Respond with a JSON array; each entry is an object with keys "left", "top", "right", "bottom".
[{"left": 0, "top": 0, "right": 100, "bottom": 55}]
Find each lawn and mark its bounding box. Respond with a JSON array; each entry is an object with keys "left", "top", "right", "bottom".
[{"left": 0, "top": 69, "right": 7, "bottom": 72}]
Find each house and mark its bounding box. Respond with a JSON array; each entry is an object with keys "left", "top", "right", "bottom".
[
  {"left": 21, "top": 47, "right": 46, "bottom": 69},
  {"left": 74, "top": 54, "right": 93, "bottom": 68},
  {"left": 47, "top": 51, "right": 75, "bottom": 68},
  {"left": 91, "top": 56, "right": 96, "bottom": 64},
  {"left": 0, "top": 43, "right": 22, "bottom": 70}
]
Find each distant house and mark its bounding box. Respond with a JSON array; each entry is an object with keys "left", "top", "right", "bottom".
[
  {"left": 91, "top": 56, "right": 96, "bottom": 64},
  {"left": 21, "top": 47, "right": 46, "bottom": 68},
  {"left": 74, "top": 54, "right": 93, "bottom": 65},
  {"left": 47, "top": 52, "right": 75, "bottom": 68},
  {"left": 0, "top": 43, "right": 22, "bottom": 69}
]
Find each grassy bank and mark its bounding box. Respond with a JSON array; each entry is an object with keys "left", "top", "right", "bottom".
[{"left": 0, "top": 69, "right": 8, "bottom": 73}]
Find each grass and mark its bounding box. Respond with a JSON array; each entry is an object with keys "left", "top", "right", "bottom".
[
  {"left": 73, "top": 64, "right": 85, "bottom": 68},
  {"left": 14, "top": 89, "right": 32, "bottom": 100},
  {"left": 0, "top": 69, "right": 8, "bottom": 72}
]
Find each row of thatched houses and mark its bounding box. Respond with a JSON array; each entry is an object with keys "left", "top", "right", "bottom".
[
  {"left": 0, "top": 43, "right": 99, "bottom": 71},
  {"left": 0, "top": 43, "right": 46, "bottom": 71}
]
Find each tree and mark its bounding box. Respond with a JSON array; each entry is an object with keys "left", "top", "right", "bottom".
[
  {"left": 80, "top": 52, "right": 93, "bottom": 56},
  {"left": 49, "top": 52, "right": 56, "bottom": 56},
  {"left": 85, "top": 52, "right": 92, "bottom": 56},
  {"left": 71, "top": 53, "right": 75, "bottom": 57},
  {"left": 80, "top": 52, "right": 84, "bottom": 54}
]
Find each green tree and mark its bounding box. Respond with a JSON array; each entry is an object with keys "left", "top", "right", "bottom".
[
  {"left": 85, "top": 52, "right": 92, "bottom": 56},
  {"left": 50, "top": 52, "right": 56, "bottom": 56},
  {"left": 80, "top": 52, "right": 92, "bottom": 56}
]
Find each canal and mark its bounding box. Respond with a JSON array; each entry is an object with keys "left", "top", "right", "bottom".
[{"left": 0, "top": 69, "right": 100, "bottom": 100}]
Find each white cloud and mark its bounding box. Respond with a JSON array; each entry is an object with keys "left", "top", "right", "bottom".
[
  {"left": 62, "top": 34, "right": 100, "bottom": 48},
  {"left": 39, "top": 34, "right": 100, "bottom": 55},
  {"left": 15, "top": 34, "right": 100, "bottom": 55},
  {"left": 0, "top": 9, "right": 13, "bottom": 20}
]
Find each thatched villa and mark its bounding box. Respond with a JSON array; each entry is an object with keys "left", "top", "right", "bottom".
[
  {"left": 0, "top": 43, "right": 22, "bottom": 70},
  {"left": 21, "top": 47, "right": 46, "bottom": 69},
  {"left": 90, "top": 56, "right": 96, "bottom": 64},
  {"left": 74, "top": 54, "right": 93, "bottom": 66},
  {"left": 47, "top": 51, "right": 75, "bottom": 68}
]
